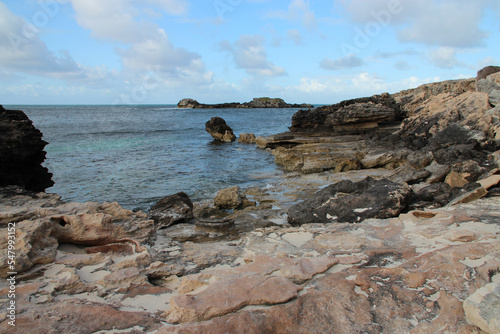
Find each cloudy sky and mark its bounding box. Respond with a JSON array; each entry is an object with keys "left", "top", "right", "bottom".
[{"left": 1, "top": 0, "right": 499, "bottom": 105}]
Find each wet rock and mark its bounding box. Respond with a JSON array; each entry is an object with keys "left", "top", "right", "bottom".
[
  {"left": 195, "top": 218, "right": 234, "bottom": 232},
  {"left": 0, "top": 106, "right": 54, "bottom": 191},
  {"left": 238, "top": 133, "right": 256, "bottom": 143},
  {"left": 205, "top": 117, "right": 236, "bottom": 142},
  {"left": 148, "top": 192, "right": 194, "bottom": 228},
  {"left": 214, "top": 186, "right": 242, "bottom": 210},
  {"left": 287, "top": 177, "right": 412, "bottom": 225}
]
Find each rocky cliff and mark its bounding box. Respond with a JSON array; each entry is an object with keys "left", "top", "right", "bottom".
[
  {"left": 177, "top": 97, "right": 313, "bottom": 109},
  {"left": 0, "top": 105, "right": 53, "bottom": 191}
]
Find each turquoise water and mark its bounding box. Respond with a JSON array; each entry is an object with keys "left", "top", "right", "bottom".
[{"left": 9, "top": 105, "right": 300, "bottom": 211}]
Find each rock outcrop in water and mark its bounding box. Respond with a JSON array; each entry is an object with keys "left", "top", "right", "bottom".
[
  {"left": 205, "top": 116, "right": 236, "bottom": 142},
  {"left": 1, "top": 69, "right": 500, "bottom": 333},
  {"left": 178, "top": 97, "right": 313, "bottom": 109},
  {"left": 0, "top": 105, "right": 53, "bottom": 191}
]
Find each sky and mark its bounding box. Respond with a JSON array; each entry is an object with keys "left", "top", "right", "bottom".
[{"left": 0, "top": 0, "right": 499, "bottom": 105}]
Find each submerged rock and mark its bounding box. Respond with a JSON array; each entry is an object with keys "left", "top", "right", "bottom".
[
  {"left": 287, "top": 177, "right": 412, "bottom": 225},
  {"left": 205, "top": 116, "right": 236, "bottom": 142}
]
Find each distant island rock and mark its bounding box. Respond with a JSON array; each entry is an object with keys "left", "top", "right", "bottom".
[{"left": 177, "top": 97, "right": 313, "bottom": 109}]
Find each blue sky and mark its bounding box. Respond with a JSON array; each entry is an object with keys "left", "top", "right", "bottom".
[{"left": 1, "top": 0, "right": 499, "bottom": 105}]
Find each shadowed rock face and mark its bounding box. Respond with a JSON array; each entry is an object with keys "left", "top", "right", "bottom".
[
  {"left": 148, "top": 192, "right": 194, "bottom": 228},
  {"left": 205, "top": 116, "right": 236, "bottom": 142},
  {"left": 0, "top": 105, "right": 53, "bottom": 191}
]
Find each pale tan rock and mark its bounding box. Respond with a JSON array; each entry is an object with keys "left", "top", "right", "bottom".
[
  {"left": 478, "top": 174, "right": 500, "bottom": 190},
  {"left": 166, "top": 274, "right": 301, "bottom": 323},
  {"left": 445, "top": 171, "right": 469, "bottom": 188},
  {"left": 238, "top": 133, "right": 256, "bottom": 143},
  {"left": 214, "top": 186, "right": 242, "bottom": 209},
  {"left": 448, "top": 187, "right": 488, "bottom": 206},
  {"left": 463, "top": 282, "right": 500, "bottom": 334}
]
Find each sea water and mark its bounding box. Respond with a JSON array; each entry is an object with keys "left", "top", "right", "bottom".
[{"left": 11, "top": 105, "right": 300, "bottom": 211}]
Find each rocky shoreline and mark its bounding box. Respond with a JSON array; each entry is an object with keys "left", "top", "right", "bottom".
[
  {"left": 177, "top": 97, "right": 313, "bottom": 109},
  {"left": 1, "top": 66, "right": 500, "bottom": 333}
]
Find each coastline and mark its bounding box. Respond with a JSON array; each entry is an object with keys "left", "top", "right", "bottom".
[{"left": 1, "top": 67, "right": 500, "bottom": 333}]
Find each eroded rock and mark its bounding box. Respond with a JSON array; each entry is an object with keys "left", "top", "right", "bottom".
[{"left": 205, "top": 117, "right": 236, "bottom": 142}]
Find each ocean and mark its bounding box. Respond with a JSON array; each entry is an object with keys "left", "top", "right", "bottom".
[{"left": 10, "top": 105, "right": 302, "bottom": 211}]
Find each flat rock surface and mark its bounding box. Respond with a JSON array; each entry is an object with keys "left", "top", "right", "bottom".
[{"left": 1, "top": 185, "right": 499, "bottom": 333}]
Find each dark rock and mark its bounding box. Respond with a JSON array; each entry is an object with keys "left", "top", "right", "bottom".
[
  {"left": 177, "top": 97, "right": 312, "bottom": 109},
  {"left": 425, "top": 162, "right": 450, "bottom": 183},
  {"left": 148, "top": 192, "right": 194, "bottom": 228},
  {"left": 406, "top": 151, "right": 434, "bottom": 170},
  {"left": 287, "top": 177, "right": 413, "bottom": 225},
  {"left": 0, "top": 106, "right": 54, "bottom": 191},
  {"left": 476, "top": 66, "right": 500, "bottom": 82},
  {"left": 205, "top": 117, "right": 236, "bottom": 142},
  {"left": 413, "top": 182, "right": 453, "bottom": 208}
]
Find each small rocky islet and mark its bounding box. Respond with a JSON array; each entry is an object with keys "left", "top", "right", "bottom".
[{"left": 1, "top": 66, "right": 500, "bottom": 333}]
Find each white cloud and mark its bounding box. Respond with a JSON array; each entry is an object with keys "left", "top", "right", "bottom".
[
  {"left": 70, "top": 0, "right": 213, "bottom": 85},
  {"left": 71, "top": 0, "right": 158, "bottom": 43},
  {"left": 320, "top": 54, "right": 364, "bottom": 70},
  {"left": 340, "top": 0, "right": 491, "bottom": 47},
  {"left": 220, "top": 35, "right": 286, "bottom": 77},
  {"left": 287, "top": 73, "right": 441, "bottom": 101},
  {"left": 428, "top": 47, "right": 466, "bottom": 69},
  {"left": 267, "top": 0, "right": 316, "bottom": 29},
  {"left": 0, "top": 2, "right": 85, "bottom": 79}
]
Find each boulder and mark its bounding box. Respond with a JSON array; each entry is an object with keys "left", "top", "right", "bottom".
[
  {"left": 148, "top": 192, "right": 194, "bottom": 228},
  {"left": 287, "top": 177, "right": 412, "bottom": 225},
  {"left": 205, "top": 117, "right": 236, "bottom": 142},
  {"left": 0, "top": 106, "right": 54, "bottom": 191},
  {"left": 476, "top": 65, "right": 500, "bottom": 82},
  {"left": 214, "top": 186, "right": 242, "bottom": 210}
]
